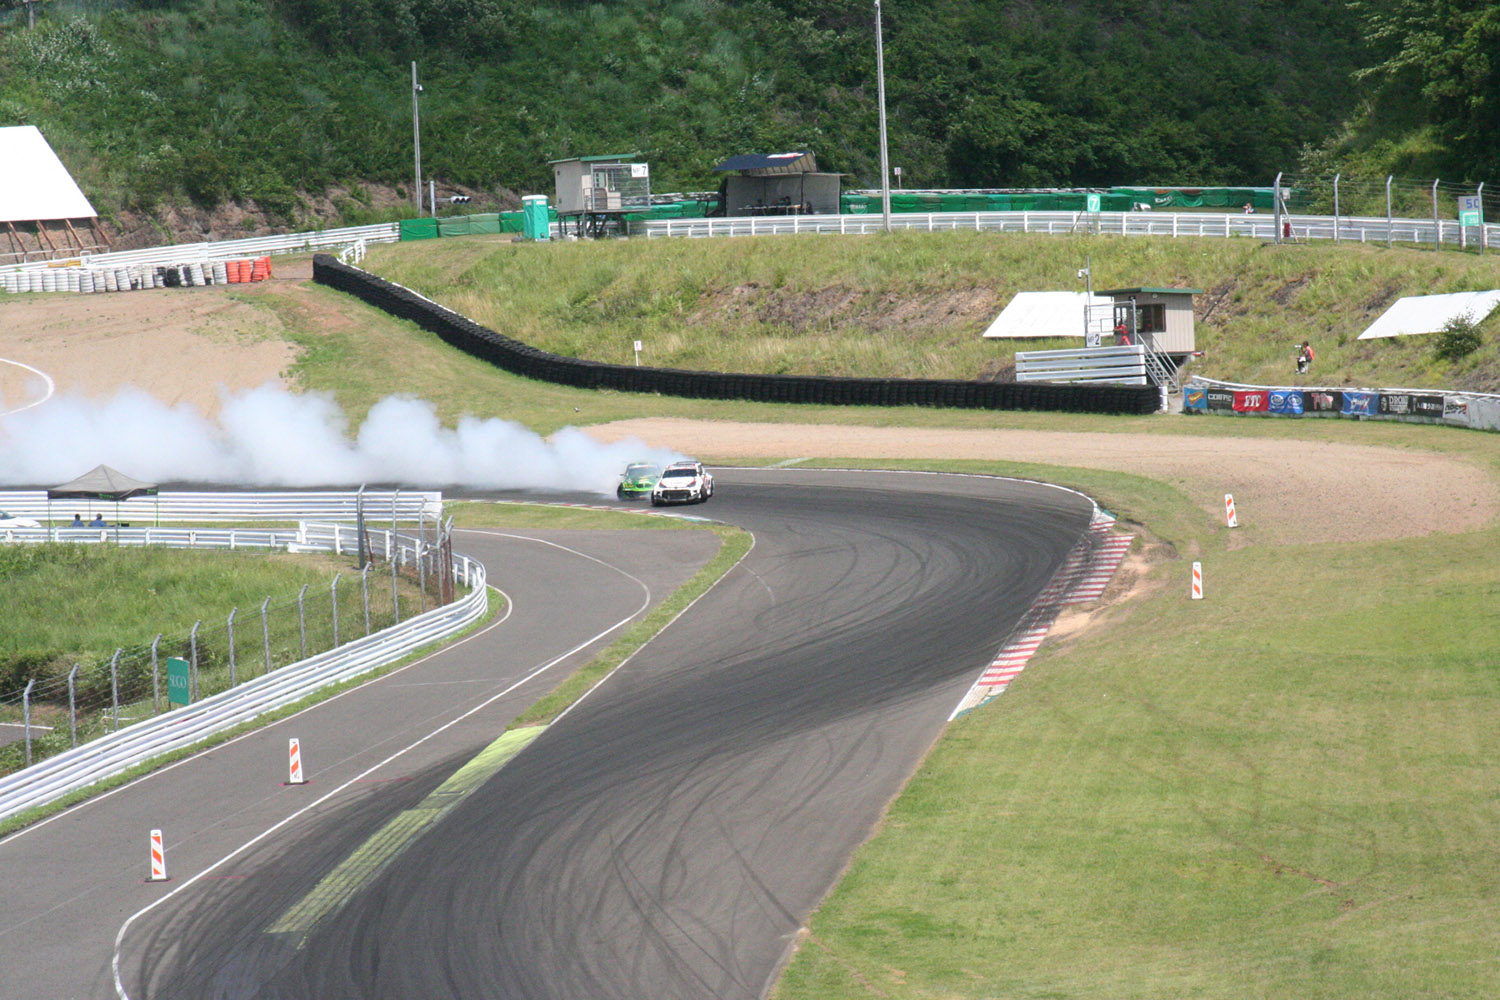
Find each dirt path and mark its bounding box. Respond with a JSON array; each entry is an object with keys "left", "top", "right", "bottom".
[
  {"left": 0, "top": 262, "right": 308, "bottom": 417},
  {"left": 586, "top": 418, "right": 1500, "bottom": 545}
]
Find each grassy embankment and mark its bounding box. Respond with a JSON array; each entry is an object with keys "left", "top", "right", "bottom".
[
  {"left": 240, "top": 230, "right": 1500, "bottom": 997},
  {"left": 361, "top": 229, "right": 1500, "bottom": 395}
]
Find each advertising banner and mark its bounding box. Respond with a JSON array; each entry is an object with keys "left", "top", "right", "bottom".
[
  {"left": 1206, "top": 388, "right": 1235, "bottom": 411},
  {"left": 1442, "top": 395, "right": 1472, "bottom": 426},
  {"left": 1305, "top": 390, "right": 1342, "bottom": 413},
  {"left": 1268, "top": 389, "right": 1304, "bottom": 415},
  {"left": 167, "top": 656, "right": 190, "bottom": 706},
  {"left": 1233, "top": 389, "right": 1269, "bottom": 412},
  {"left": 1342, "top": 391, "right": 1378, "bottom": 416},
  {"left": 1183, "top": 386, "right": 1207, "bottom": 411},
  {"left": 1410, "top": 395, "right": 1445, "bottom": 418},
  {"left": 1379, "top": 392, "right": 1413, "bottom": 415}
]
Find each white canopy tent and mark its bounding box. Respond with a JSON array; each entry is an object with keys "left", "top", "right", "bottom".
[
  {"left": 982, "top": 291, "right": 1113, "bottom": 340},
  {"left": 0, "top": 126, "right": 107, "bottom": 264},
  {"left": 1358, "top": 290, "right": 1500, "bottom": 340}
]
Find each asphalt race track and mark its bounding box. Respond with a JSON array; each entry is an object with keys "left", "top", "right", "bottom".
[{"left": 3, "top": 469, "right": 1093, "bottom": 999}]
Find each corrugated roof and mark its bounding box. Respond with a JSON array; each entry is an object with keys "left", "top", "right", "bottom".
[
  {"left": 0, "top": 126, "right": 97, "bottom": 222},
  {"left": 713, "top": 152, "right": 818, "bottom": 175},
  {"left": 1096, "top": 287, "right": 1202, "bottom": 296},
  {"left": 547, "top": 153, "right": 640, "bottom": 165}
]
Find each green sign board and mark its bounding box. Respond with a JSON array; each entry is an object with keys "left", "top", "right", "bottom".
[
  {"left": 167, "top": 656, "right": 191, "bottom": 706},
  {"left": 1086, "top": 193, "right": 1102, "bottom": 213}
]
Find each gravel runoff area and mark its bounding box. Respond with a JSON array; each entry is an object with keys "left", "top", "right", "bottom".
[{"left": 586, "top": 418, "right": 1500, "bottom": 546}]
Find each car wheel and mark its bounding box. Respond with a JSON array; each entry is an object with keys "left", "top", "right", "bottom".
[
  {"left": 616, "top": 486, "right": 625, "bottom": 500},
  {"left": 651, "top": 496, "right": 664, "bottom": 507}
]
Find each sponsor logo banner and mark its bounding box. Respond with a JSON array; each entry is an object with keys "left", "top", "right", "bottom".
[
  {"left": 1443, "top": 396, "right": 1471, "bottom": 424},
  {"left": 1206, "top": 389, "right": 1235, "bottom": 411},
  {"left": 1411, "top": 394, "right": 1444, "bottom": 417},
  {"left": 1233, "top": 390, "right": 1269, "bottom": 412},
  {"left": 1306, "top": 390, "right": 1342, "bottom": 412},
  {"left": 1183, "top": 386, "right": 1207, "bottom": 411},
  {"left": 1269, "top": 389, "right": 1304, "bottom": 415},
  {"left": 1379, "top": 393, "right": 1412, "bottom": 415},
  {"left": 1342, "top": 391, "right": 1378, "bottom": 416}
]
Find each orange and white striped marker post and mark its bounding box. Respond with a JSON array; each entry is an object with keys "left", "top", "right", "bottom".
[
  {"left": 1224, "top": 493, "right": 1238, "bottom": 528},
  {"left": 287, "top": 738, "right": 307, "bottom": 785},
  {"left": 1191, "top": 561, "right": 1204, "bottom": 600},
  {"left": 147, "top": 828, "right": 168, "bottom": 882}
]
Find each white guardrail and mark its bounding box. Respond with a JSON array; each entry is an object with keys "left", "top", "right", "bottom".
[
  {"left": 0, "top": 489, "right": 441, "bottom": 523},
  {"left": 0, "top": 513, "right": 488, "bottom": 825},
  {"left": 635, "top": 209, "right": 1500, "bottom": 249},
  {"left": 0, "top": 221, "right": 399, "bottom": 277}
]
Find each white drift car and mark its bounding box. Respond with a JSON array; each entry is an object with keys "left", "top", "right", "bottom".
[{"left": 651, "top": 461, "right": 714, "bottom": 506}]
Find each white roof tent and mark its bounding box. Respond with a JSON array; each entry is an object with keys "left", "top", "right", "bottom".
[
  {"left": 0, "top": 126, "right": 108, "bottom": 265},
  {"left": 711, "top": 151, "right": 841, "bottom": 217},
  {"left": 548, "top": 154, "right": 651, "bottom": 238},
  {"left": 1357, "top": 291, "right": 1500, "bottom": 340}
]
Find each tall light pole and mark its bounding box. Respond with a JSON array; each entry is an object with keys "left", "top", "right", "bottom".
[
  {"left": 411, "top": 62, "right": 424, "bottom": 213},
  {"left": 874, "top": 0, "right": 892, "bottom": 232}
]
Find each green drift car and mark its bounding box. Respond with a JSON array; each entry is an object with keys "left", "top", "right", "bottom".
[{"left": 616, "top": 461, "right": 662, "bottom": 500}]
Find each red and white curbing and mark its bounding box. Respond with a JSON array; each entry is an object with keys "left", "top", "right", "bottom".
[
  {"left": 147, "top": 828, "right": 168, "bottom": 882},
  {"left": 287, "top": 738, "right": 307, "bottom": 785},
  {"left": 951, "top": 509, "right": 1135, "bottom": 718}
]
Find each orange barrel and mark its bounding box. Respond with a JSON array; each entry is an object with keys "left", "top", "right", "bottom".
[
  {"left": 250, "top": 257, "right": 267, "bottom": 281},
  {"left": 225, "top": 260, "right": 241, "bottom": 283},
  {"left": 259, "top": 256, "right": 272, "bottom": 280}
]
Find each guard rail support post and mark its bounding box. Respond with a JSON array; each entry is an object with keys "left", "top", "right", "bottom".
[
  {"left": 190, "top": 623, "right": 201, "bottom": 702},
  {"left": 261, "top": 597, "right": 272, "bottom": 675},
  {"left": 297, "top": 584, "right": 309, "bottom": 660},
  {"left": 418, "top": 540, "right": 427, "bottom": 614},
  {"left": 227, "top": 608, "right": 238, "bottom": 687},
  {"left": 22, "top": 679, "right": 34, "bottom": 767},
  {"left": 331, "top": 573, "right": 341, "bottom": 648},
  {"left": 391, "top": 543, "right": 401, "bottom": 626},
  {"left": 1333, "top": 173, "right": 1341, "bottom": 242},
  {"left": 1433, "top": 178, "right": 1441, "bottom": 251},
  {"left": 110, "top": 648, "right": 121, "bottom": 730},
  {"left": 68, "top": 664, "right": 79, "bottom": 746},
  {"left": 361, "top": 564, "right": 372, "bottom": 636},
  {"left": 150, "top": 635, "right": 161, "bottom": 714},
  {"left": 1386, "top": 175, "right": 1394, "bottom": 248}
]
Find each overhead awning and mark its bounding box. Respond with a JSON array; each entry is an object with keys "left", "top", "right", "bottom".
[
  {"left": 712, "top": 152, "right": 818, "bottom": 176},
  {"left": 0, "top": 126, "right": 97, "bottom": 222},
  {"left": 1358, "top": 290, "right": 1500, "bottom": 340},
  {"left": 47, "top": 464, "right": 159, "bottom": 502}
]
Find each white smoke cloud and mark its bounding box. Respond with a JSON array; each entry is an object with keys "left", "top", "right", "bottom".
[{"left": 0, "top": 384, "right": 683, "bottom": 495}]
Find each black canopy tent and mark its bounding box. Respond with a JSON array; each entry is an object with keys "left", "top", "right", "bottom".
[{"left": 46, "top": 464, "right": 159, "bottom": 529}]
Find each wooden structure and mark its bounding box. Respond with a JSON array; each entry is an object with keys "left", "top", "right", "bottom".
[
  {"left": 549, "top": 154, "right": 651, "bottom": 238},
  {"left": 1096, "top": 286, "right": 1200, "bottom": 356},
  {"left": 0, "top": 126, "right": 109, "bottom": 265}
]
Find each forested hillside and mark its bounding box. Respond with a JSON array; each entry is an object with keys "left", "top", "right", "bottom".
[{"left": 0, "top": 0, "right": 1377, "bottom": 228}]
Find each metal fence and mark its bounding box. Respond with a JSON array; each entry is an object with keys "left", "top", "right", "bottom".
[
  {"left": 634, "top": 207, "right": 1500, "bottom": 251},
  {"left": 0, "top": 222, "right": 399, "bottom": 277},
  {"left": 0, "top": 488, "right": 441, "bottom": 525},
  {"left": 0, "top": 518, "right": 462, "bottom": 778},
  {"left": 0, "top": 524, "right": 486, "bottom": 821}
]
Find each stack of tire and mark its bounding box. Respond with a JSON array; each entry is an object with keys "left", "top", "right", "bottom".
[
  {"left": 0, "top": 256, "right": 272, "bottom": 294},
  {"left": 312, "top": 253, "right": 1163, "bottom": 417}
]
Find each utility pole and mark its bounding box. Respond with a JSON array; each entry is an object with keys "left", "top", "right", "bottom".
[
  {"left": 875, "top": 0, "right": 892, "bottom": 233},
  {"left": 22, "top": 0, "right": 39, "bottom": 29},
  {"left": 411, "top": 62, "right": 424, "bottom": 212}
]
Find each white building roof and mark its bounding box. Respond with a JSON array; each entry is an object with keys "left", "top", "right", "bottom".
[
  {"left": 0, "top": 126, "right": 98, "bottom": 222},
  {"left": 1358, "top": 291, "right": 1500, "bottom": 340},
  {"left": 982, "top": 291, "right": 1112, "bottom": 339}
]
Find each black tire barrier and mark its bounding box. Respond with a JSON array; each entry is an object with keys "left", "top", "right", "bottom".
[{"left": 312, "top": 255, "right": 1161, "bottom": 416}]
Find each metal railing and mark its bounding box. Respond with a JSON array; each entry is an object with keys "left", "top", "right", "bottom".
[
  {"left": 634, "top": 209, "right": 1500, "bottom": 250},
  {"left": 0, "top": 489, "right": 441, "bottom": 524},
  {"left": 0, "top": 519, "right": 485, "bottom": 824},
  {"left": 0, "top": 222, "right": 399, "bottom": 277}
]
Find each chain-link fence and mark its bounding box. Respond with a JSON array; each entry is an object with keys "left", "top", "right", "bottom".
[{"left": 0, "top": 517, "right": 460, "bottom": 776}]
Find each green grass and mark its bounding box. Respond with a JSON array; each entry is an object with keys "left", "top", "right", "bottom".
[
  {"left": 361, "top": 230, "right": 1500, "bottom": 394},
  {"left": 775, "top": 523, "right": 1500, "bottom": 1000}
]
